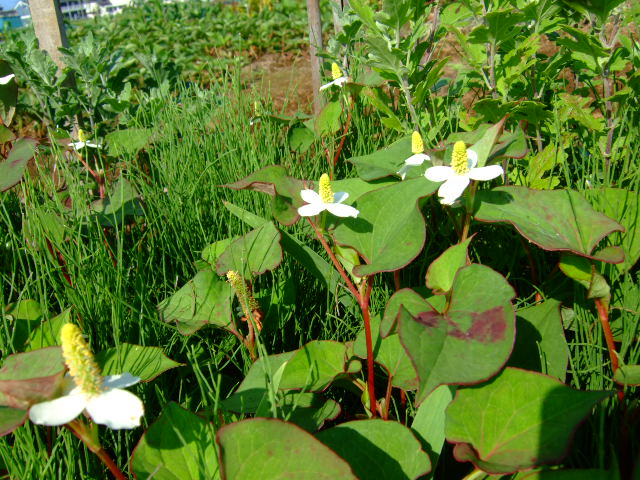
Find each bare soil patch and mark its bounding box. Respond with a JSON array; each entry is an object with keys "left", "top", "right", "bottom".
[{"left": 241, "top": 50, "right": 314, "bottom": 115}]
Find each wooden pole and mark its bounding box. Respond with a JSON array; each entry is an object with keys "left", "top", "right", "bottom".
[
  {"left": 30, "top": 0, "right": 69, "bottom": 71},
  {"left": 306, "top": 0, "right": 324, "bottom": 115}
]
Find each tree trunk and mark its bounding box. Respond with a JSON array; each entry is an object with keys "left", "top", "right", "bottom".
[
  {"left": 30, "top": 0, "right": 69, "bottom": 71},
  {"left": 306, "top": 0, "right": 324, "bottom": 115}
]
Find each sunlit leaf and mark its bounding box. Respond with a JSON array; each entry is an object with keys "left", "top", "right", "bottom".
[
  {"left": 334, "top": 177, "right": 439, "bottom": 277},
  {"left": 215, "top": 221, "right": 282, "bottom": 277},
  {"left": 217, "top": 418, "right": 356, "bottom": 479},
  {"left": 0, "top": 347, "right": 65, "bottom": 410},
  {"left": 132, "top": 402, "right": 219, "bottom": 480},
  {"left": 223, "top": 166, "right": 305, "bottom": 225},
  {"left": 96, "top": 343, "right": 182, "bottom": 382},
  {"left": 279, "top": 341, "right": 355, "bottom": 392},
  {"left": 425, "top": 237, "right": 472, "bottom": 294},
  {"left": 399, "top": 264, "right": 516, "bottom": 404},
  {"left": 157, "top": 268, "right": 233, "bottom": 335},
  {"left": 446, "top": 368, "right": 612, "bottom": 474},
  {"left": 0, "top": 138, "right": 37, "bottom": 192},
  {"left": 474, "top": 187, "right": 624, "bottom": 263}
]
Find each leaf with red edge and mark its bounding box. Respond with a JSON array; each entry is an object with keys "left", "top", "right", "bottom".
[
  {"left": 217, "top": 418, "right": 356, "bottom": 479},
  {"left": 445, "top": 367, "right": 612, "bottom": 474},
  {"left": 0, "top": 347, "right": 65, "bottom": 409},
  {"left": 474, "top": 187, "right": 624, "bottom": 263},
  {"left": 398, "top": 264, "right": 516, "bottom": 404},
  {"left": 0, "top": 407, "right": 27, "bottom": 436},
  {"left": 223, "top": 166, "right": 305, "bottom": 226},
  {"left": 0, "top": 138, "right": 37, "bottom": 192},
  {"left": 215, "top": 221, "right": 282, "bottom": 277},
  {"left": 334, "top": 176, "right": 439, "bottom": 277},
  {"left": 157, "top": 268, "right": 233, "bottom": 335}
]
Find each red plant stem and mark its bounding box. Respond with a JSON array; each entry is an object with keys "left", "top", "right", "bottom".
[
  {"left": 102, "top": 228, "right": 117, "bottom": 268},
  {"left": 307, "top": 218, "right": 377, "bottom": 416},
  {"left": 77, "top": 154, "right": 105, "bottom": 199},
  {"left": 594, "top": 298, "right": 624, "bottom": 401},
  {"left": 45, "top": 239, "right": 73, "bottom": 287},
  {"left": 393, "top": 271, "right": 401, "bottom": 291},
  {"left": 360, "top": 277, "right": 377, "bottom": 417},
  {"left": 306, "top": 218, "right": 361, "bottom": 301},
  {"left": 383, "top": 374, "right": 393, "bottom": 420},
  {"left": 332, "top": 98, "right": 354, "bottom": 168},
  {"left": 595, "top": 298, "right": 618, "bottom": 372},
  {"left": 65, "top": 423, "right": 127, "bottom": 480}
]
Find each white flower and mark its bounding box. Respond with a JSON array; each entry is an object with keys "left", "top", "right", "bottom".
[
  {"left": 28, "top": 323, "right": 143, "bottom": 430},
  {"left": 398, "top": 131, "right": 431, "bottom": 180},
  {"left": 298, "top": 173, "right": 359, "bottom": 218},
  {"left": 29, "top": 372, "right": 144, "bottom": 429},
  {"left": 424, "top": 141, "right": 503, "bottom": 205},
  {"left": 319, "top": 63, "right": 349, "bottom": 92},
  {"left": 0, "top": 74, "right": 15, "bottom": 85},
  {"left": 70, "top": 129, "right": 102, "bottom": 150}
]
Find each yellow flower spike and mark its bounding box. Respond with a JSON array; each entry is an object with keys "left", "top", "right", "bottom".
[
  {"left": 331, "top": 62, "right": 343, "bottom": 81},
  {"left": 298, "top": 174, "right": 359, "bottom": 218},
  {"left": 411, "top": 131, "right": 424, "bottom": 155},
  {"left": 78, "top": 129, "right": 87, "bottom": 143},
  {"left": 227, "top": 271, "right": 259, "bottom": 319},
  {"left": 424, "top": 141, "right": 503, "bottom": 205},
  {"left": 60, "top": 323, "right": 103, "bottom": 395},
  {"left": 319, "top": 173, "right": 334, "bottom": 204},
  {"left": 29, "top": 323, "right": 144, "bottom": 429},
  {"left": 450, "top": 141, "right": 470, "bottom": 176}
]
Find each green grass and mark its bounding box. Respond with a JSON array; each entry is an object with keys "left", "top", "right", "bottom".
[{"left": 2, "top": 11, "right": 640, "bottom": 478}]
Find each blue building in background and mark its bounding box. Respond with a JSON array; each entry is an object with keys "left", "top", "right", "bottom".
[{"left": 0, "top": 10, "right": 23, "bottom": 30}]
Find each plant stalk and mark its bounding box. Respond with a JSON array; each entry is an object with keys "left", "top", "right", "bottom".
[
  {"left": 360, "top": 276, "right": 377, "bottom": 417},
  {"left": 66, "top": 420, "right": 127, "bottom": 480}
]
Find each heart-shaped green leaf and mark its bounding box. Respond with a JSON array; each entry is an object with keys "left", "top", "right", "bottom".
[
  {"left": 0, "top": 406, "right": 27, "bottom": 436},
  {"left": 132, "top": 402, "right": 219, "bottom": 480},
  {"left": 0, "top": 138, "right": 37, "bottom": 192},
  {"left": 399, "top": 264, "right": 515, "bottom": 404},
  {"left": 223, "top": 351, "right": 295, "bottom": 413},
  {"left": 279, "top": 341, "right": 355, "bottom": 392},
  {"left": 223, "top": 166, "right": 305, "bottom": 225},
  {"left": 425, "top": 237, "right": 472, "bottom": 293},
  {"left": 4, "top": 299, "right": 44, "bottom": 351},
  {"left": 614, "top": 364, "right": 640, "bottom": 386},
  {"left": 217, "top": 418, "right": 356, "bottom": 479},
  {"left": 222, "top": 201, "right": 352, "bottom": 306},
  {"left": 446, "top": 367, "right": 612, "bottom": 474},
  {"left": 348, "top": 135, "right": 412, "bottom": 181},
  {"left": 89, "top": 178, "right": 144, "bottom": 227},
  {"left": 508, "top": 300, "right": 569, "bottom": 381},
  {"left": 411, "top": 385, "right": 455, "bottom": 476},
  {"left": 96, "top": 344, "right": 182, "bottom": 382},
  {"left": 585, "top": 187, "right": 640, "bottom": 274},
  {"left": 334, "top": 177, "right": 439, "bottom": 277},
  {"left": 0, "top": 347, "right": 65, "bottom": 410},
  {"left": 26, "top": 308, "right": 72, "bottom": 351},
  {"left": 474, "top": 187, "right": 624, "bottom": 263},
  {"left": 158, "top": 268, "right": 233, "bottom": 335},
  {"left": 215, "top": 221, "right": 282, "bottom": 277},
  {"left": 316, "top": 419, "right": 431, "bottom": 479},
  {"left": 380, "top": 288, "right": 437, "bottom": 337},
  {"left": 262, "top": 392, "right": 341, "bottom": 433},
  {"left": 105, "top": 127, "right": 153, "bottom": 156}
]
